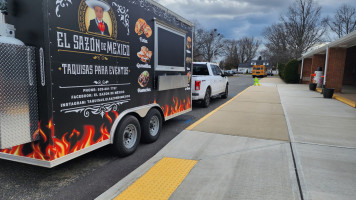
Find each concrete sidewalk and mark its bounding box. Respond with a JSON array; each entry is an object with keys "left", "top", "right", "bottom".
[
  {"left": 97, "top": 77, "right": 356, "bottom": 200},
  {"left": 278, "top": 84, "right": 356, "bottom": 200}
]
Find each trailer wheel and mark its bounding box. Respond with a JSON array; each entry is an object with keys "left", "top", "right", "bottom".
[
  {"left": 201, "top": 87, "right": 211, "bottom": 108},
  {"left": 141, "top": 109, "right": 162, "bottom": 143},
  {"left": 112, "top": 115, "right": 141, "bottom": 157},
  {"left": 221, "top": 84, "right": 228, "bottom": 99}
]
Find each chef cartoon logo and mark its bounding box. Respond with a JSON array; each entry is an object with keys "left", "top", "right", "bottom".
[{"left": 78, "top": 0, "right": 117, "bottom": 39}]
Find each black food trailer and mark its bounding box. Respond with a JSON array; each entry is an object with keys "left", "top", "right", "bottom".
[{"left": 0, "top": 0, "right": 193, "bottom": 167}]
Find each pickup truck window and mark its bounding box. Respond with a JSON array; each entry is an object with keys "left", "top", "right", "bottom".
[
  {"left": 193, "top": 64, "right": 209, "bottom": 75},
  {"left": 211, "top": 65, "right": 222, "bottom": 75}
]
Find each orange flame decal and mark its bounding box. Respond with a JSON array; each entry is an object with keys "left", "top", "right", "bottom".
[
  {"left": 33, "top": 121, "right": 47, "bottom": 142},
  {"left": 82, "top": 125, "right": 95, "bottom": 149},
  {"left": 0, "top": 104, "right": 121, "bottom": 161},
  {"left": 27, "top": 143, "right": 45, "bottom": 160},
  {"left": 161, "top": 96, "right": 191, "bottom": 117},
  {"left": 0, "top": 149, "right": 9, "bottom": 153},
  {"left": 105, "top": 112, "right": 113, "bottom": 124},
  {"left": 96, "top": 124, "right": 110, "bottom": 143},
  {"left": 112, "top": 110, "right": 119, "bottom": 119},
  {"left": 46, "top": 132, "right": 71, "bottom": 160},
  {"left": 2, "top": 145, "right": 24, "bottom": 156},
  {"left": 70, "top": 125, "right": 95, "bottom": 153},
  {"left": 69, "top": 129, "right": 80, "bottom": 139}
]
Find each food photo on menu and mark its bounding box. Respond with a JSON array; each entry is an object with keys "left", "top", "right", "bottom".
[
  {"left": 187, "top": 36, "right": 192, "bottom": 49},
  {"left": 138, "top": 71, "right": 150, "bottom": 88},
  {"left": 135, "top": 18, "right": 152, "bottom": 38},
  {"left": 137, "top": 46, "right": 152, "bottom": 63}
]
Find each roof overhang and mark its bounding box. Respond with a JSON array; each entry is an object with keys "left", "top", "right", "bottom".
[{"left": 298, "top": 30, "right": 356, "bottom": 61}]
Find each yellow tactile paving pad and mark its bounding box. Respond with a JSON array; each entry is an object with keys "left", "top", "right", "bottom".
[{"left": 114, "top": 157, "right": 198, "bottom": 200}]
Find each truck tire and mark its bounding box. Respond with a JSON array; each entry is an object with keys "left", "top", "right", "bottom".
[
  {"left": 201, "top": 87, "right": 211, "bottom": 108},
  {"left": 252, "top": 75, "right": 255, "bottom": 78},
  {"left": 221, "top": 84, "right": 228, "bottom": 99},
  {"left": 112, "top": 115, "right": 141, "bottom": 157},
  {"left": 141, "top": 108, "right": 162, "bottom": 143}
]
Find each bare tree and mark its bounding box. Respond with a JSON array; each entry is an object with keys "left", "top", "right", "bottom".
[
  {"left": 237, "top": 37, "right": 260, "bottom": 63},
  {"left": 323, "top": 4, "right": 356, "bottom": 38},
  {"left": 193, "top": 27, "right": 206, "bottom": 61},
  {"left": 263, "top": 23, "right": 292, "bottom": 65},
  {"left": 263, "top": 0, "right": 326, "bottom": 64},
  {"left": 221, "top": 39, "right": 239, "bottom": 69},
  {"left": 193, "top": 27, "right": 224, "bottom": 62},
  {"left": 281, "top": 0, "right": 326, "bottom": 58}
]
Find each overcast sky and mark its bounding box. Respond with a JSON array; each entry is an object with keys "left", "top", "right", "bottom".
[{"left": 155, "top": 0, "right": 356, "bottom": 42}]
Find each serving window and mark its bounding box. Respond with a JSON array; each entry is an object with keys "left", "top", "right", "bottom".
[{"left": 154, "top": 20, "right": 186, "bottom": 72}]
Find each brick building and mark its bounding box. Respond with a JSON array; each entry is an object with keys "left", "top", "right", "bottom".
[{"left": 298, "top": 31, "right": 356, "bottom": 92}]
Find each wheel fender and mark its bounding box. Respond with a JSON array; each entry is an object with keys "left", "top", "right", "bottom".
[
  {"left": 109, "top": 104, "right": 163, "bottom": 144},
  {"left": 205, "top": 85, "right": 211, "bottom": 95}
]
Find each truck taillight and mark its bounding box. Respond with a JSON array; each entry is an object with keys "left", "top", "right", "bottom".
[{"left": 195, "top": 81, "right": 201, "bottom": 90}]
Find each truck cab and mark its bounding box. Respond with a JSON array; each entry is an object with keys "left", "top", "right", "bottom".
[{"left": 192, "top": 62, "right": 228, "bottom": 107}]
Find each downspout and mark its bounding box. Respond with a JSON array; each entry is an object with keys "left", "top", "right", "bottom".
[
  {"left": 300, "top": 57, "right": 304, "bottom": 83},
  {"left": 323, "top": 47, "right": 329, "bottom": 87}
]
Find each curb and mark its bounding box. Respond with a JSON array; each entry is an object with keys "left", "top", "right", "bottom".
[
  {"left": 333, "top": 94, "right": 356, "bottom": 108},
  {"left": 314, "top": 88, "right": 356, "bottom": 108}
]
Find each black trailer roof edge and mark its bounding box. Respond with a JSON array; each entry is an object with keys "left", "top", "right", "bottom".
[{"left": 147, "top": 0, "right": 194, "bottom": 27}]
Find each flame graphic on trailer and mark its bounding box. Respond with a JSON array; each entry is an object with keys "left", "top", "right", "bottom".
[
  {"left": 0, "top": 94, "right": 191, "bottom": 161},
  {"left": 0, "top": 111, "right": 119, "bottom": 161},
  {"left": 160, "top": 96, "right": 191, "bottom": 117}
]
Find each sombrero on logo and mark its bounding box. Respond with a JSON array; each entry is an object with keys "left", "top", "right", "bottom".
[{"left": 85, "top": 0, "right": 110, "bottom": 12}]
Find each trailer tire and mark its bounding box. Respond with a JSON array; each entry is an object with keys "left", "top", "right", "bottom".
[
  {"left": 112, "top": 115, "right": 141, "bottom": 157},
  {"left": 141, "top": 108, "right": 162, "bottom": 143}
]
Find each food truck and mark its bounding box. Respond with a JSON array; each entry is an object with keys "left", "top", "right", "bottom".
[{"left": 0, "top": 0, "right": 193, "bottom": 167}]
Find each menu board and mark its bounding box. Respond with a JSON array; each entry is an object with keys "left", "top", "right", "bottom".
[{"left": 157, "top": 27, "right": 185, "bottom": 68}]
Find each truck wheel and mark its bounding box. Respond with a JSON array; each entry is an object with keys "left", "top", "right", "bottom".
[
  {"left": 252, "top": 75, "right": 255, "bottom": 78},
  {"left": 112, "top": 115, "right": 141, "bottom": 157},
  {"left": 201, "top": 88, "right": 211, "bottom": 108},
  {"left": 221, "top": 84, "right": 228, "bottom": 99},
  {"left": 141, "top": 109, "right": 162, "bottom": 143}
]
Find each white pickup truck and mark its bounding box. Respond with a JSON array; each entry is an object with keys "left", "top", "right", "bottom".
[{"left": 192, "top": 62, "right": 229, "bottom": 107}]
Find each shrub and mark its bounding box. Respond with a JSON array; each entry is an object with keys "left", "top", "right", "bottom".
[
  {"left": 278, "top": 63, "right": 285, "bottom": 79},
  {"left": 283, "top": 59, "right": 299, "bottom": 83}
]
